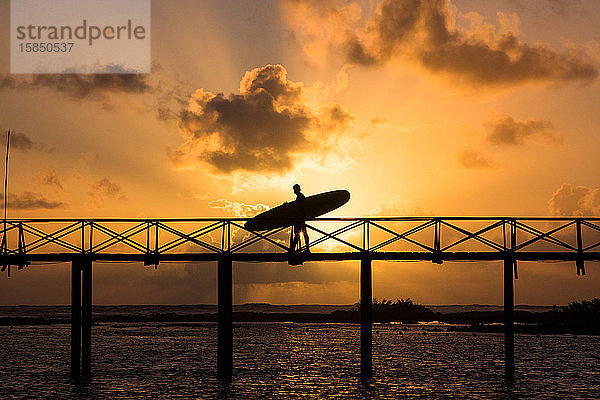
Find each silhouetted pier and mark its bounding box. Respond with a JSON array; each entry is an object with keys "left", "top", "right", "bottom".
[{"left": 1, "top": 217, "right": 597, "bottom": 381}]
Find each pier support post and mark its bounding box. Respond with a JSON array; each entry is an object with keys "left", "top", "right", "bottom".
[
  {"left": 71, "top": 261, "right": 81, "bottom": 380},
  {"left": 81, "top": 258, "right": 93, "bottom": 378},
  {"left": 360, "top": 254, "right": 373, "bottom": 379},
  {"left": 504, "top": 256, "right": 515, "bottom": 381},
  {"left": 217, "top": 253, "right": 233, "bottom": 380}
]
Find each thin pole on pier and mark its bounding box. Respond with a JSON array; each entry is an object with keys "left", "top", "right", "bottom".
[
  {"left": 81, "top": 258, "right": 93, "bottom": 378},
  {"left": 71, "top": 260, "right": 81, "bottom": 380},
  {"left": 1, "top": 129, "right": 10, "bottom": 277},
  {"left": 360, "top": 254, "right": 373, "bottom": 379},
  {"left": 504, "top": 255, "right": 515, "bottom": 381},
  {"left": 217, "top": 253, "right": 233, "bottom": 380}
]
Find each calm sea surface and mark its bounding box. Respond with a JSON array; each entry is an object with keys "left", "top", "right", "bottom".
[{"left": 0, "top": 322, "right": 598, "bottom": 399}]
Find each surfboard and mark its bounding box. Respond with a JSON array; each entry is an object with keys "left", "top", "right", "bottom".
[{"left": 244, "top": 190, "right": 351, "bottom": 231}]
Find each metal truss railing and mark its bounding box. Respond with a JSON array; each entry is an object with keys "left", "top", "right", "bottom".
[{"left": 1, "top": 217, "right": 599, "bottom": 274}]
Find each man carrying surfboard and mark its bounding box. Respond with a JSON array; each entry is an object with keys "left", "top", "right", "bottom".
[
  {"left": 290, "top": 184, "right": 310, "bottom": 253},
  {"left": 243, "top": 188, "right": 350, "bottom": 262}
]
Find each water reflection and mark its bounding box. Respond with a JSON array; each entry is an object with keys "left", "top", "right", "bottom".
[{"left": 0, "top": 323, "right": 598, "bottom": 399}]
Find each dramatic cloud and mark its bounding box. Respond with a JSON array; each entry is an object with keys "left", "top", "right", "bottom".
[
  {"left": 486, "top": 115, "right": 559, "bottom": 145},
  {"left": 457, "top": 148, "right": 495, "bottom": 169},
  {"left": 89, "top": 177, "right": 126, "bottom": 200},
  {"left": 285, "top": 0, "right": 598, "bottom": 86},
  {"left": 548, "top": 184, "right": 600, "bottom": 216},
  {"left": 208, "top": 199, "right": 269, "bottom": 217},
  {"left": 173, "top": 64, "right": 356, "bottom": 173},
  {"left": 0, "top": 192, "right": 66, "bottom": 210}
]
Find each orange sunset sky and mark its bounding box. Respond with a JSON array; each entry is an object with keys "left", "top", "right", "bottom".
[{"left": 0, "top": 0, "right": 599, "bottom": 305}]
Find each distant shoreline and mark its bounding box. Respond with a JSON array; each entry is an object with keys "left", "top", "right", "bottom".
[
  {"left": 0, "top": 303, "right": 558, "bottom": 312},
  {"left": 0, "top": 305, "right": 597, "bottom": 335}
]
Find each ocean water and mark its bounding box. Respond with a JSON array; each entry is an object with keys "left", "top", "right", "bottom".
[{"left": 0, "top": 323, "right": 598, "bottom": 399}]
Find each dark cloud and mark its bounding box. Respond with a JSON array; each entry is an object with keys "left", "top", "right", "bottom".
[
  {"left": 29, "top": 73, "right": 149, "bottom": 100},
  {"left": 287, "top": 0, "right": 598, "bottom": 86},
  {"left": 156, "top": 105, "right": 176, "bottom": 122},
  {"left": 0, "top": 62, "right": 188, "bottom": 118},
  {"left": 0, "top": 192, "right": 66, "bottom": 210},
  {"left": 0, "top": 130, "right": 34, "bottom": 151},
  {"left": 174, "top": 64, "right": 355, "bottom": 173},
  {"left": 0, "top": 71, "right": 148, "bottom": 98},
  {"left": 89, "top": 177, "right": 126, "bottom": 200},
  {"left": 239, "top": 65, "right": 303, "bottom": 102},
  {"left": 0, "top": 75, "right": 17, "bottom": 90},
  {"left": 486, "top": 115, "right": 559, "bottom": 145},
  {"left": 457, "top": 148, "right": 495, "bottom": 169},
  {"left": 549, "top": 183, "right": 600, "bottom": 216},
  {"left": 38, "top": 170, "right": 63, "bottom": 190}
]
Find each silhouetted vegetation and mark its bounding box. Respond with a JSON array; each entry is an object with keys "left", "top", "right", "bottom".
[
  {"left": 331, "top": 298, "right": 436, "bottom": 323},
  {"left": 1, "top": 299, "right": 599, "bottom": 335},
  {"left": 447, "top": 298, "right": 600, "bottom": 335},
  {"left": 536, "top": 298, "right": 600, "bottom": 334},
  {"left": 372, "top": 298, "right": 436, "bottom": 323}
]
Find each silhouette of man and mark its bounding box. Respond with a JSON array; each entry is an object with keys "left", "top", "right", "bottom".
[{"left": 290, "top": 184, "right": 310, "bottom": 253}]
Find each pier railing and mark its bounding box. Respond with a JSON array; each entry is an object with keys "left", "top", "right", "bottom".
[
  {"left": 1, "top": 217, "right": 597, "bottom": 382},
  {"left": 1, "top": 217, "right": 599, "bottom": 268}
]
